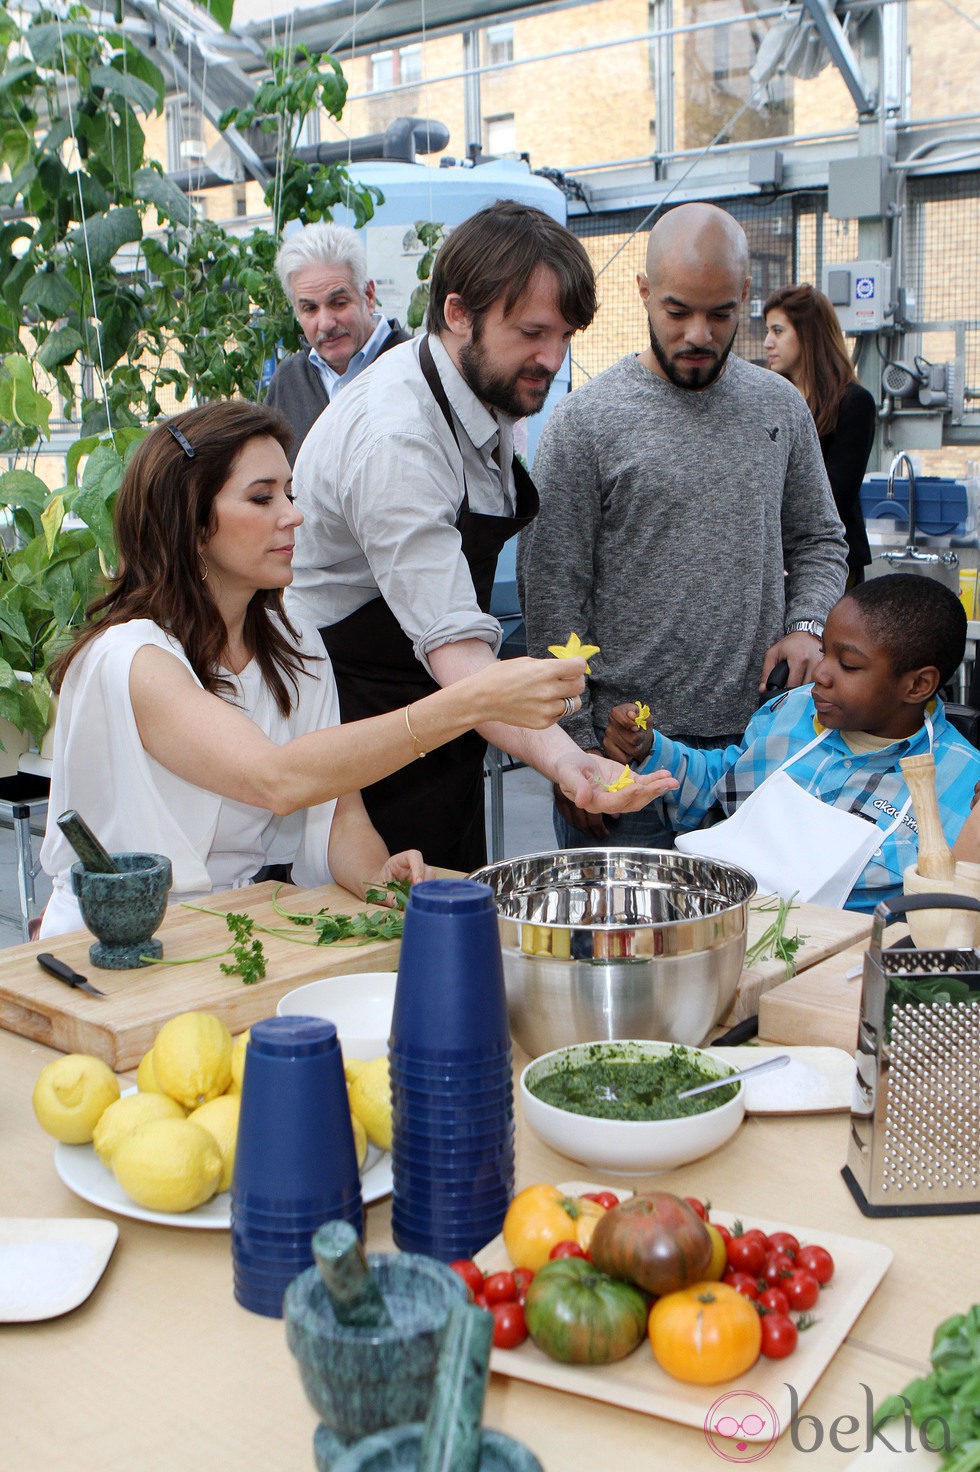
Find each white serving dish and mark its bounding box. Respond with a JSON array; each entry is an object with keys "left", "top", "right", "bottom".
[
  {"left": 276, "top": 971, "right": 396, "bottom": 1058},
  {"left": 0, "top": 1218, "right": 118, "bottom": 1321},
  {"left": 520, "top": 1040, "right": 745, "bottom": 1174}
]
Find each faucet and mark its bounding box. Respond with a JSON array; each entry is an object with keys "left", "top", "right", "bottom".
[{"left": 880, "top": 451, "right": 958, "bottom": 575}]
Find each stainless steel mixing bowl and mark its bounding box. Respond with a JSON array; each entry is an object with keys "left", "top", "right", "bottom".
[{"left": 469, "top": 849, "right": 757, "bottom": 1056}]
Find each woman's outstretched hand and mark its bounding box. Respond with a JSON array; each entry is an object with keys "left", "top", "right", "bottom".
[
  {"left": 469, "top": 655, "right": 587, "bottom": 730},
  {"left": 371, "top": 850, "right": 435, "bottom": 900}
]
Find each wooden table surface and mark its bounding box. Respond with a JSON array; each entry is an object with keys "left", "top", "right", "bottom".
[{"left": 1, "top": 1016, "right": 951, "bottom": 1472}]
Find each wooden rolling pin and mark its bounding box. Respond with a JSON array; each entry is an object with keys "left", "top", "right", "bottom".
[{"left": 900, "top": 752, "right": 955, "bottom": 879}]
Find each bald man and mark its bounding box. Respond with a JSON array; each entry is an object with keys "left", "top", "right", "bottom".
[{"left": 519, "top": 203, "right": 848, "bottom": 848}]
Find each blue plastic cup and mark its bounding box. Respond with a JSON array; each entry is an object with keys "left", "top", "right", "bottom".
[
  {"left": 388, "top": 1043, "right": 512, "bottom": 1081},
  {"left": 389, "top": 880, "right": 509, "bottom": 1062},
  {"left": 389, "top": 1216, "right": 504, "bottom": 1262},
  {"left": 232, "top": 1017, "right": 363, "bottom": 1317}
]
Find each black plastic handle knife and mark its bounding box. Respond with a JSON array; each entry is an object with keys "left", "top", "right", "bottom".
[{"left": 37, "top": 953, "right": 106, "bottom": 998}]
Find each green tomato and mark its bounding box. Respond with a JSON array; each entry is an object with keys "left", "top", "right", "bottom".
[{"left": 523, "top": 1256, "right": 648, "bottom": 1365}]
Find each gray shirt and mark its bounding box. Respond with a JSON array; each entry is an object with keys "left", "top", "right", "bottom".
[
  {"left": 519, "top": 352, "right": 848, "bottom": 745},
  {"left": 287, "top": 335, "right": 516, "bottom": 674}
]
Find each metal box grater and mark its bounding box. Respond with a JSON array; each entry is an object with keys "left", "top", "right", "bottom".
[{"left": 842, "top": 895, "right": 980, "bottom": 1216}]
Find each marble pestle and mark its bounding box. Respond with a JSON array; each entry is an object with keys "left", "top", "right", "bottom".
[
  {"left": 417, "top": 1303, "right": 493, "bottom": 1472},
  {"left": 312, "top": 1221, "right": 393, "bottom": 1330}
]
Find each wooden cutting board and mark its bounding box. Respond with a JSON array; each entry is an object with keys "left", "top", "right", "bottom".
[
  {"left": 0, "top": 882, "right": 402, "bottom": 1072},
  {"left": 757, "top": 936, "right": 872, "bottom": 1050},
  {"left": 718, "top": 900, "right": 872, "bottom": 1025}
]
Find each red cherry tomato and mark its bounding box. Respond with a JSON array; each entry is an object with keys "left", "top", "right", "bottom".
[
  {"left": 449, "top": 1259, "right": 485, "bottom": 1299},
  {"left": 683, "top": 1196, "right": 708, "bottom": 1220},
  {"left": 490, "top": 1300, "right": 528, "bottom": 1349},
  {"left": 473, "top": 1292, "right": 487, "bottom": 1309},
  {"left": 483, "top": 1271, "right": 518, "bottom": 1305},
  {"left": 549, "top": 1239, "right": 589, "bottom": 1261},
  {"left": 758, "top": 1286, "right": 790, "bottom": 1316},
  {"left": 762, "top": 1251, "right": 796, "bottom": 1287},
  {"left": 782, "top": 1269, "right": 820, "bottom": 1312},
  {"left": 759, "top": 1311, "right": 798, "bottom": 1359},
  {"left": 726, "top": 1234, "right": 767, "bottom": 1276},
  {"left": 723, "top": 1270, "right": 760, "bottom": 1300},
  {"left": 712, "top": 1223, "right": 732, "bottom": 1247},
  {"left": 513, "top": 1267, "right": 535, "bottom": 1302},
  {"left": 796, "top": 1244, "right": 835, "bottom": 1284},
  {"left": 580, "top": 1191, "right": 620, "bottom": 1211},
  {"left": 767, "top": 1231, "right": 800, "bottom": 1259}
]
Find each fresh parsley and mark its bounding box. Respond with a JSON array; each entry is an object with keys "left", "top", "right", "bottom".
[
  {"left": 874, "top": 1306, "right": 980, "bottom": 1468},
  {"left": 744, "top": 894, "right": 807, "bottom": 978}
]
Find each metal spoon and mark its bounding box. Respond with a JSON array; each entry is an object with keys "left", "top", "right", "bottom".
[{"left": 676, "top": 1053, "right": 791, "bottom": 1100}]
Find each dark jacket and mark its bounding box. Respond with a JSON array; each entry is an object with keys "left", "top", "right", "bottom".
[
  {"left": 265, "top": 319, "right": 411, "bottom": 465},
  {"left": 820, "top": 380, "right": 876, "bottom": 576}
]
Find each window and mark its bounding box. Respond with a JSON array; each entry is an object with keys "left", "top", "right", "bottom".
[
  {"left": 371, "top": 50, "right": 394, "bottom": 90},
  {"left": 370, "top": 44, "right": 422, "bottom": 91},
  {"left": 485, "top": 23, "right": 514, "bottom": 66},
  {"left": 400, "top": 44, "right": 422, "bottom": 86},
  {"left": 484, "top": 113, "right": 516, "bottom": 156}
]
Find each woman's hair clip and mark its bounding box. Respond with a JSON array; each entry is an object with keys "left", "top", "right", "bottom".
[{"left": 166, "top": 423, "right": 196, "bottom": 459}]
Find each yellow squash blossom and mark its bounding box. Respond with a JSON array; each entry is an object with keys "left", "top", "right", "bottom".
[
  {"left": 604, "top": 765, "right": 635, "bottom": 793},
  {"left": 633, "top": 702, "right": 650, "bottom": 731},
  {"left": 548, "top": 631, "right": 601, "bottom": 673}
]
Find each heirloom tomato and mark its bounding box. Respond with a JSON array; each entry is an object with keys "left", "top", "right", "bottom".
[
  {"left": 648, "top": 1282, "right": 762, "bottom": 1385},
  {"left": 590, "top": 1191, "right": 712, "bottom": 1296},
  {"left": 524, "top": 1256, "right": 648, "bottom": 1365},
  {"left": 704, "top": 1224, "right": 728, "bottom": 1282},
  {"left": 502, "top": 1185, "right": 606, "bottom": 1272}
]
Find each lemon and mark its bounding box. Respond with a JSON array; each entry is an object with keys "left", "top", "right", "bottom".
[
  {"left": 190, "top": 1093, "right": 240, "bottom": 1193},
  {"left": 350, "top": 1110, "right": 368, "bottom": 1170},
  {"left": 348, "top": 1056, "right": 392, "bottom": 1152},
  {"left": 93, "top": 1092, "right": 185, "bottom": 1168},
  {"left": 32, "top": 1054, "right": 121, "bottom": 1144},
  {"left": 136, "top": 1047, "right": 164, "bottom": 1094},
  {"left": 152, "top": 1011, "right": 233, "bottom": 1109},
  {"left": 226, "top": 1028, "right": 251, "bottom": 1096},
  {"left": 112, "top": 1118, "right": 223, "bottom": 1213}
]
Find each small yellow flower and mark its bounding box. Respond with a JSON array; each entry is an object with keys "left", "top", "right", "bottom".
[
  {"left": 604, "top": 765, "right": 635, "bottom": 793},
  {"left": 633, "top": 702, "right": 650, "bottom": 731},
  {"left": 548, "top": 631, "right": 601, "bottom": 673}
]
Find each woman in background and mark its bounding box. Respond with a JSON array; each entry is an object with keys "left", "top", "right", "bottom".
[
  {"left": 764, "top": 283, "right": 876, "bottom": 586},
  {"left": 39, "top": 401, "right": 587, "bottom": 935}
]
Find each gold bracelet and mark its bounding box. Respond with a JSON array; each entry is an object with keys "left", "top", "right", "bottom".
[{"left": 405, "top": 704, "right": 427, "bottom": 759}]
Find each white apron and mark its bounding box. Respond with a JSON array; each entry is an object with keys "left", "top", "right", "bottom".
[{"left": 674, "top": 718, "right": 931, "bottom": 907}]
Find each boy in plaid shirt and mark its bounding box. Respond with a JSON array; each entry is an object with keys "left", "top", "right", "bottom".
[{"left": 606, "top": 575, "right": 980, "bottom": 911}]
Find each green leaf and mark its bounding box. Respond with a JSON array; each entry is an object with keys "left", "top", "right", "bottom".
[
  {"left": 25, "top": 21, "right": 98, "bottom": 69},
  {"left": 0, "top": 468, "right": 49, "bottom": 515},
  {"left": 0, "top": 61, "right": 38, "bottom": 97},
  {"left": 67, "top": 206, "right": 142, "bottom": 272},
  {"left": 117, "top": 43, "right": 166, "bottom": 113},
  {"left": 133, "top": 166, "right": 193, "bottom": 227},
  {"left": 20, "top": 269, "right": 77, "bottom": 317},
  {"left": 0, "top": 354, "right": 51, "bottom": 435},
  {"left": 89, "top": 64, "right": 159, "bottom": 118},
  {"left": 74, "top": 440, "right": 126, "bottom": 558},
  {"left": 0, "top": 127, "right": 32, "bottom": 176},
  {"left": 37, "top": 324, "right": 85, "bottom": 370},
  {"left": 198, "top": 0, "right": 234, "bottom": 31}
]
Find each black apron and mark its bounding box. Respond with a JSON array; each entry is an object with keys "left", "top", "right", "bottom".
[{"left": 320, "top": 337, "right": 538, "bottom": 871}]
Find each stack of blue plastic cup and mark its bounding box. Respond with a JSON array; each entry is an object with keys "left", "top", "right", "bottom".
[
  {"left": 231, "top": 1016, "right": 364, "bottom": 1318},
  {"left": 389, "top": 879, "right": 514, "bottom": 1261}
]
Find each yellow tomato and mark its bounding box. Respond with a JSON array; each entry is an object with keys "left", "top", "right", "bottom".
[
  {"left": 704, "top": 1223, "right": 728, "bottom": 1282},
  {"left": 502, "top": 1184, "right": 606, "bottom": 1272},
  {"left": 648, "top": 1281, "right": 762, "bottom": 1385}
]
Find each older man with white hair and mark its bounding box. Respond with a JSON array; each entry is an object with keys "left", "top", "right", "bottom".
[{"left": 265, "top": 221, "right": 410, "bottom": 462}]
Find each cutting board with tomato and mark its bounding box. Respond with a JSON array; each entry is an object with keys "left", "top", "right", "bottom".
[
  {"left": 475, "top": 1181, "right": 892, "bottom": 1441},
  {"left": 0, "top": 881, "right": 401, "bottom": 1072}
]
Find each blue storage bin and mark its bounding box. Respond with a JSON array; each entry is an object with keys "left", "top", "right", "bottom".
[{"left": 860, "top": 475, "right": 969, "bottom": 536}]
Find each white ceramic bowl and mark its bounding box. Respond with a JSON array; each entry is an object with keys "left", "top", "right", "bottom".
[
  {"left": 276, "top": 972, "right": 396, "bottom": 1061},
  {"left": 519, "top": 1039, "right": 746, "bottom": 1175}
]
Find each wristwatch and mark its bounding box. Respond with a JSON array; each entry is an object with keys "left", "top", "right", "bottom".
[{"left": 787, "top": 619, "right": 824, "bottom": 639}]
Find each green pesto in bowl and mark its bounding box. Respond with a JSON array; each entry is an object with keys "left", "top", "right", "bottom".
[{"left": 526, "top": 1043, "right": 738, "bottom": 1121}]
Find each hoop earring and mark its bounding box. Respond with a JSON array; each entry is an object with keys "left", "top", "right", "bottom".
[{"left": 199, "top": 554, "right": 208, "bottom": 581}]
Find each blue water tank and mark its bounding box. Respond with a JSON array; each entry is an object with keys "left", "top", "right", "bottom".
[{"left": 333, "top": 158, "right": 572, "bottom": 619}]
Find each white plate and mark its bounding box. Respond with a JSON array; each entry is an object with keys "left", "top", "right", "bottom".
[
  {"left": 53, "top": 1088, "right": 393, "bottom": 1229},
  {"left": 708, "top": 1046, "right": 855, "bottom": 1114},
  {"left": 276, "top": 971, "right": 396, "bottom": 1052},
  {"left": 0, "top": 1217, "right": 118, "bottom": 1321}
]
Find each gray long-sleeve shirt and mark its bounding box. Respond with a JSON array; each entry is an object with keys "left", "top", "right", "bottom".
[{"left": 518, "top": 352, "right": 848, "bottom": 746}]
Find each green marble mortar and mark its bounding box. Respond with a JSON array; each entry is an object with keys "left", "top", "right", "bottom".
[
  {"left": 317, "top": 1424, "right": 544, "bottom": 1472},
  {"left": 70, "top": 853, "right": 172, "bottom": 969},
  {"left": 283, "top": 1252, "right": 467, "bottom": 1449}
]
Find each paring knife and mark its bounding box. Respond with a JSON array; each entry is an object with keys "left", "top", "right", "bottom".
[{"left": 36, "top": 953, "right": 107, "bottom": 998}]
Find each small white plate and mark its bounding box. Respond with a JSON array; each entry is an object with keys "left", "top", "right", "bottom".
[
  {"left": 708, "top": 1046, "right": 855, "bottom": 1114},
  {"left": 0, "top": 1218, "right": 118, "bottom": 1321},
  {"left": 276, "top": 971, "right": 396, "bottom": 1048},
  {"left": 54, "top": 1088, "right": 393, "bottom": 1229}
]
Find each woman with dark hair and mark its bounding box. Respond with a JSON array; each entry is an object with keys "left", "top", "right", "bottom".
[
  {"left": 764, "top": 283, "right": 876, "bottom": 585},
  {"left": 38, "top": 400, "right": 587, "bottom": 936}
]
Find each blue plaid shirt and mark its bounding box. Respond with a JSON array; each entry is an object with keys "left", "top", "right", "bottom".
[{"left": 639, "top": 686, "right": 980, "bottom": 912}]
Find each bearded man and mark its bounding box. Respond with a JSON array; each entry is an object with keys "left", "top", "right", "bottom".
[
  {"left": 286, "top": 201, "right": 676, "bottom": 869},
  {"left": 518, "top": 201, "right": 848, "bottom": 850}
]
